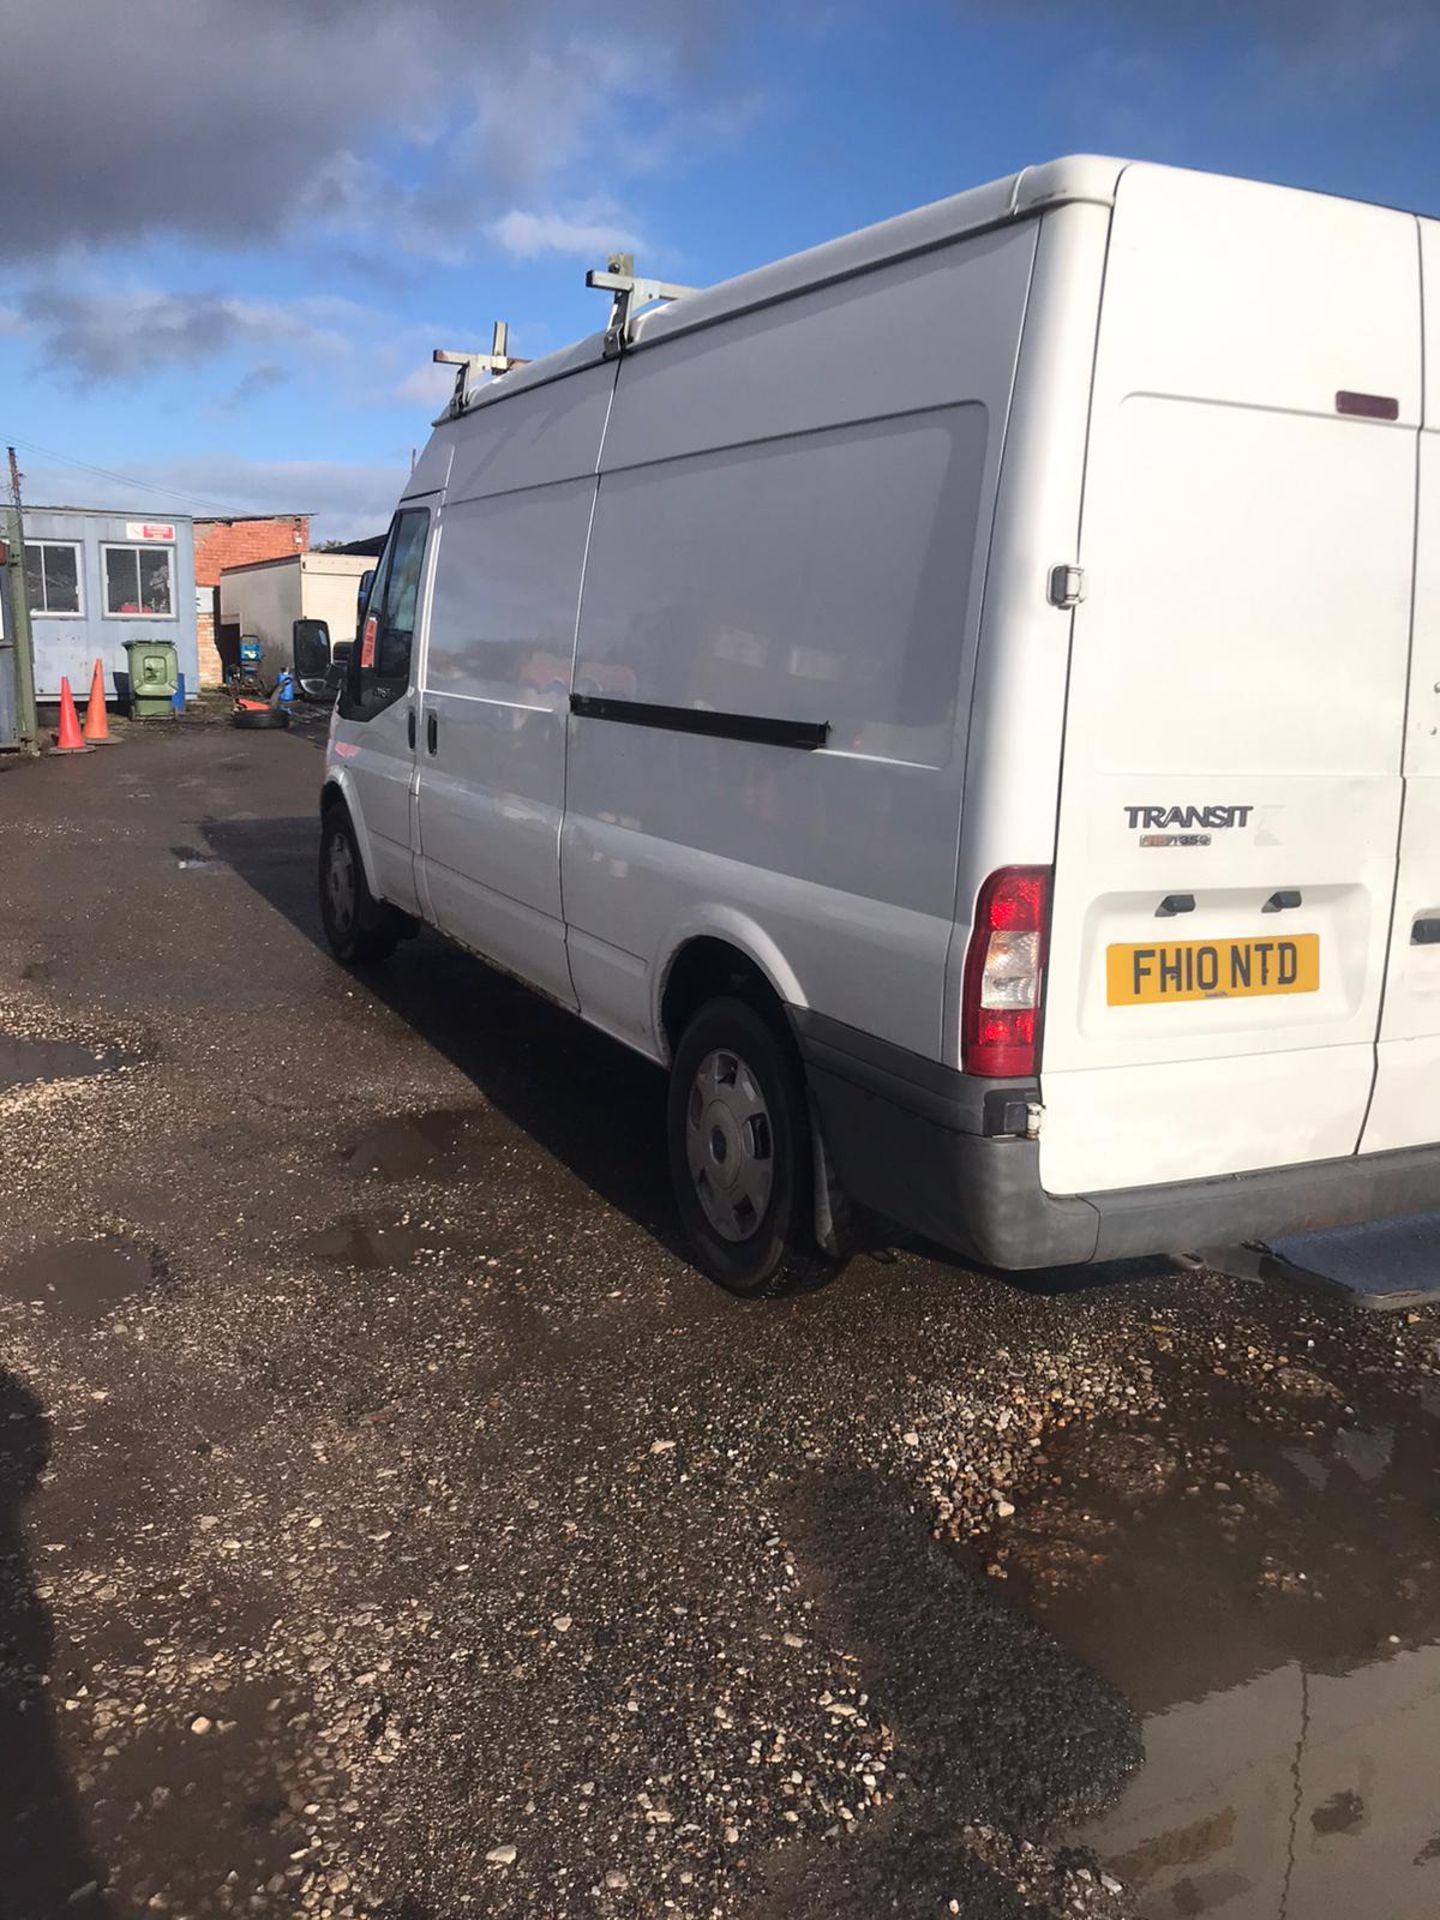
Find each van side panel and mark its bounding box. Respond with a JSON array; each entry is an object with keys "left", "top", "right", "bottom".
[
  {"left": 1362, "top": 216, "right": 1440, "bottom": 1153},
  {"left": 402, "top": 428, "right": 456, "bottom": 501},
  {"left": 1040, "top": 165, "right": 1421, "bottom": 1197},
  {"left": 414, "top": 365, "right": 615, "bottom": 1007},
  {"left": 561, "top": 225, "right": 1037, "bottom": 1059}
]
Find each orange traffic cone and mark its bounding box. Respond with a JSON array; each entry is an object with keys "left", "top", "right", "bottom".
[
  {"left": 52, "top": 676, "right": 93, "bottom": 754},
  {"left": 82, "top": 659, "right": 116, "bottom": 744}
]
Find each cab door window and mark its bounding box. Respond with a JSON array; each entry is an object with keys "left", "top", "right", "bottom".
[{"left": 340, "top": 508, "right": 429, "bottom": 721}]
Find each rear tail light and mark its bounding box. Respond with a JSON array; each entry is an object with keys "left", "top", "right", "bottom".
[{"left": 962, "top": 866, "right": 1052, "bottom": 1077}]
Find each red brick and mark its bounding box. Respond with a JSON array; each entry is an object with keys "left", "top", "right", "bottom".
[{"left": 193, "top": 515, "right": 310, "bottom": 684}]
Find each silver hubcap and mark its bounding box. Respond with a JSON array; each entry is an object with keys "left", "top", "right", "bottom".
[
  {"left": 685, "top": 1048, "right": 774, "bottom": 1243},
  {"left": 326, "top": 832, "right": 356, "bottom": 935}
]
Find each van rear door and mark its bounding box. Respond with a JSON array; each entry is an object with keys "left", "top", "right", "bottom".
[
  {"left": 1039, "top": 165, "right": 1421, "bottom": 1198},
  {"left": 1360, "top": 219, "right": 1440, "bottom": 1156}
]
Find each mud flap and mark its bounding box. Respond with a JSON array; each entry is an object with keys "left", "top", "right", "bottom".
[{"left": 809, "top": 1095, "right": 854, "bottom": 1259}]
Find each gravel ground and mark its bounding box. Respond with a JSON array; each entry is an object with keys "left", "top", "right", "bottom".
[{"left": 1, "top": 721, "right": 1436, "bottom": 1920}]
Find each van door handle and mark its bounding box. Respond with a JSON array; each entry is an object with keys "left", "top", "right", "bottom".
[
  {"left": 426, "top": 711, "right": 438, "bottom": 755},
  {"left": 1413, "top": 916, "right": 1440, "bottom": 946},
  {"left": 407, "top": 709, "right": 416, "bottom": 750}
]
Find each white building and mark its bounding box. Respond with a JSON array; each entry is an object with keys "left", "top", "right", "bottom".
[{"left": 219, "top": 550, "right": 371, "bottom": 685}]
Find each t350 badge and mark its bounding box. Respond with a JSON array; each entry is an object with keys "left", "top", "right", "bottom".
[{"left": 1125, "top": 804, "right": 1253, "bottom": 849}]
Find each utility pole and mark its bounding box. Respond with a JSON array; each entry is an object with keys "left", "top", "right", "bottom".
[{"left": 3, "top": 445, "right": 38, "bottom": 752}]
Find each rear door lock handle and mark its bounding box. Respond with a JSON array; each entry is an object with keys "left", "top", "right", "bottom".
[
  {"left": 426, "top": 712, "right": 438, "bottom": 754},
  {"left": 1413, "top": 916, "right": 1440, "bottom": 946}
]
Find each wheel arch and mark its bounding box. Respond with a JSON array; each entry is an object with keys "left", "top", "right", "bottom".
[
  {"left": 655, "top": 914, "right": 808, "bottom": 1065},
  {"left": 320, "top": 772, "right": 383, "bottom": 901}
]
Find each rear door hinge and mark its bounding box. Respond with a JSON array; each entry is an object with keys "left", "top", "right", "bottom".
[{"left": 1048, "top": 563, "right": 1086, "bottom": 610}]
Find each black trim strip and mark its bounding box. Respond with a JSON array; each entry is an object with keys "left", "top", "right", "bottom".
[{"left": 570, "top": 694, "right": 829, "bottom": 751}]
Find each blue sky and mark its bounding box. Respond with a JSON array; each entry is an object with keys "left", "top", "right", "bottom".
[{"left": 3, "top": 0, "right": 1439, "bottom": 539}]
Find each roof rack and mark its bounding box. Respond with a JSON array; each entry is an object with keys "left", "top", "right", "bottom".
[
  {"left": 585, "top": 254, "right": 699, "bottom": 357},
  {"left": 432, "top": 321, "right": 525, "bottom": 414}
]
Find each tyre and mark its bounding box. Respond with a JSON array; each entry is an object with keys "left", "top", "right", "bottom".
[
  {"left": 319, "top": 807, "right": 401, "bottom": 964},
  {"left": 667, "top": 996, "right": 833, "bottom": 1297},
  {"left": 231, "top": 706, "right": 290, "bottom": 730}
]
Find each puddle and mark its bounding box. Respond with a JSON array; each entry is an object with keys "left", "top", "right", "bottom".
[
  {"left": 171, "top": 842, "right": 223, "bottom": 870},
  {"left": 0, "top": 1035, "right": 133, "bottom": 1093},
  {"left": 998, "top": 1365, "right": 1440, "bottom": 1918},
  {"left": 1073, "top": 1646, "right": 1440, "bottom": 1918},
  {"left": 0, "top": 1237, "right": 164, "bottom": 1318},
  {"left": 343, "top": 1108, "right": 487, "bottom": 1182},
  {"left": 307, "top": 1215, "right": 455, "bottom": 1269},
  {"left": 70, "top": 1676, "right": 338, "bottom": 1907}
]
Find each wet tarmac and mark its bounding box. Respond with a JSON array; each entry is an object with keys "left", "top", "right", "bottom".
[
  {"left": 342, "top": 1109, "right": 490, "bottom": 1183},
  {"left": 0, "top": 1035, "right": 133, "bottom": 1093},
  {"left": 0, "top": 1237, "right": 164, "bottom": 1319},
  {"left": 1, "top": 725, "right": 1437, "bottom": 1920},
  {"left": 305, "top": 1214, "right": 466, "bottom": 1269}
]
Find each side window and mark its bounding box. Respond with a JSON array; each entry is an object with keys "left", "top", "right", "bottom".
[
  {"left": 575, "top": 405, "right": 988, "bottom": 768},
  {"left": 102, "top": 543, "right": 175, "bottom": 617},
  {"left": 25, "top": 541, "right": 82, "bottom": 616},
  {"left": 339, "top": 508, "right": 429, "bottom": 721}
]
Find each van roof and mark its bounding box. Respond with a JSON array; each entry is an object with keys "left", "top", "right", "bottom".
[{"left": 442, "top": 156, "right": 1124, "bottom": 423}]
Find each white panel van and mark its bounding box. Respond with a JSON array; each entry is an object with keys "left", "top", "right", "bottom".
[{"left": 320, "top": 158, "right": 1440, "bottom": 1295}]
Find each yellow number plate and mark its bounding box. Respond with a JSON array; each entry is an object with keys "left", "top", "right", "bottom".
[{"left": 1106, "top": 934, "right": 1320, "bottom": 1006}]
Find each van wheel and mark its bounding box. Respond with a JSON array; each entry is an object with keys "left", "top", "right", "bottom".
[
  {"left": 319, "top": 808, "right": 400, "bottom": 964},
  {"left": 668, "top": 997, "right": 833, "bottom": 1298}
]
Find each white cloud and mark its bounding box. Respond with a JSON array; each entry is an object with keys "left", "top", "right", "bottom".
[
  {"left": 18, "top": 286, "right": 358, "bottom": 380},
  {"left": 0, "top": 1, "right": 757, "bottom": 265},
  {"left": 395, "top": 361, "right": 462, "bottom": 410},
  {"left": 9, "top": 280, "right": 478, "bottom": 422},
  {"left": 489, "top": 206, "right": 647, "bottom": 262},
  {"left": 21, "top": 452, "right": 408, "bottom": 546}
]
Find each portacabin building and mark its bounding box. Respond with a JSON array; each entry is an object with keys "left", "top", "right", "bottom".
[{"left": 23, "top": 506, "right": 199, "bottom": 703}]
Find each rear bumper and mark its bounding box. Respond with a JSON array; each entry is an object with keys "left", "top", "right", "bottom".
[{"left": 793, "top": 1009, "right": 1440, "bottom": 1270}]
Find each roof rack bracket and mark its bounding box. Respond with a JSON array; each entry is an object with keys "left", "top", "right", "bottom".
[
  {"left": 585, "top": 254, "right": 699, "bottom": 357},
  {"left": 432, "top": 322, "right": 521, "bottom": 414}
]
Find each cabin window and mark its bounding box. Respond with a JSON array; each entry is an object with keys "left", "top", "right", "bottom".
[
  {"left": 102, "top": 544, "right": 174, "bottom": 617},
  {"left": 24, "top": 541, "right": 82, "bottom": 616}
]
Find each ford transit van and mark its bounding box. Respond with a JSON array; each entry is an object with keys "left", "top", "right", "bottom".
[{"left": 320, "top": 158, "right": 1440, "bottom": 1294}]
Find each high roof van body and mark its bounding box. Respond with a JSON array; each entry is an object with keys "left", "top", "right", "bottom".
[{"left": 321, "top": 158, "right": 1440, "bottom": 1292}]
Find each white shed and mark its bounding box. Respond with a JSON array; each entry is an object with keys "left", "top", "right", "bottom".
[{"left": 219, "top": 551, "right": 371, "bottom": 685}]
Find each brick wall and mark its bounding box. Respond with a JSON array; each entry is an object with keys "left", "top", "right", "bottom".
[
  {"left": 197, "top": 604, "right": 217, "bottom": 685},
  {"left": 193, "top": 515, "right": 310, "bottom": 684}
]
